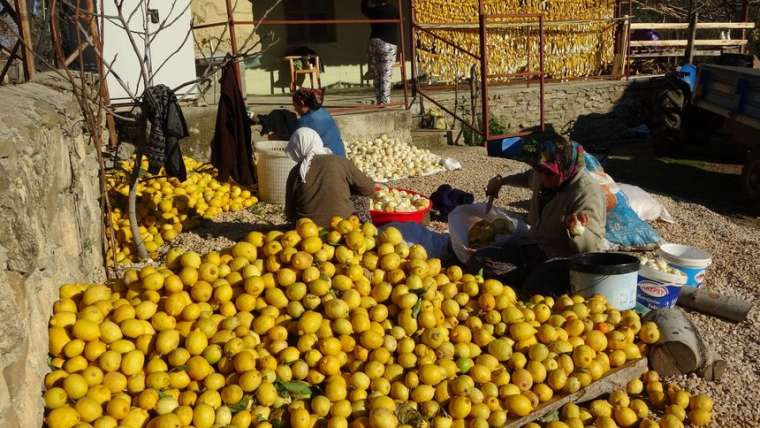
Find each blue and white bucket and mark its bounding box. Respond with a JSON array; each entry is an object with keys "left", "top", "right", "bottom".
[
  {"left": 658, "top": 244, "right": 712, "bottom": 288},
  {"left": 570, "top": 253, "right": 641, "bottom": 310},
  {"left": 635, "top": 265, "right": 687, "bottom": 313}
]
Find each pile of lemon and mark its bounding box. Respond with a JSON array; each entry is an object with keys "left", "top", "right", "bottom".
[
  {"left": 45, "top": 216, "right": 663, "bottom": 428},
  {"left": 106, "top": 157, "right": 258, "bottom": 263},
  {"left": 529, "top": 370, "right": 714, "bottom": 428}
]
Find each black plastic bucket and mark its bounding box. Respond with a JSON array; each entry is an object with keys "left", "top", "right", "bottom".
[{"left": 570, "top": 253, "right": 641, "bottom": 309}]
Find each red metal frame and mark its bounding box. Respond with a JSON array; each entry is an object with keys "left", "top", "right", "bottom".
[
  {"left": 411, "top": 1, "right": 546, "bottom": 144},
  {"left": 193, "top": 0, "right": 410, "bottom": 112},
  {"left": 0, "top": 0, "right": 35, "bottom": 84}
]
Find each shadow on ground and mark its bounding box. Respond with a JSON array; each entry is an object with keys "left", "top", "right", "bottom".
[{"left": 603, "top": 155, "right": 745, "bottom": 214}]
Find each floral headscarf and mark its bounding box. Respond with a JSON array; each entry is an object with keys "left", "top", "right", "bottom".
[
  {"left": 533, "top": 136, "right": 586, "bottom": 184},
  {"left": 292, "top": 88, "right": 324, "bottom": 110}
]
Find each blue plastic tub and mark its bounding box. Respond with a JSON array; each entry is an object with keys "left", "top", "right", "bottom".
[{"left": 635, "top": 265, "right": 687, "bottom": 313}]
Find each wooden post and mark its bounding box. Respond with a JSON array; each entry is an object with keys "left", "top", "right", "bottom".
[
  {"left": 684, "top": 1, "right": 699, "bottom": 64},
  {"left": 677, "top": 287, "right": 752, "bottom": 323},
  {"left": 613, "top": 15, "right": 630, "bottom": 77},
  {"left": 14, "top": 0, "right": 36, "bottom": 80},
  {"left": 643, "top": 308, "right": 726, "bottom": 381}
]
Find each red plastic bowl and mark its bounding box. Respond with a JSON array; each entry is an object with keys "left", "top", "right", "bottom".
[{"left": 369, "top": 187, "right": 432, "bottom": 226}]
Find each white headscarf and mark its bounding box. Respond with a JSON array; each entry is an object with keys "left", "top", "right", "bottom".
[{"left": 287, "top": 127, "right": 333, "bottom": 183}]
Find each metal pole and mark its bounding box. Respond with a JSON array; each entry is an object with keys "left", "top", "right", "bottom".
[
  {"left": 478, "top": 0, "right": 489, "bottom": 143},
  {"left": 539, "top": 15, "right": 545, "bottom": 131},
  {"left": 0, "top": 41, "right": 20, "bottom": 82},
  {"left": 49, "top": 0, "right": 63, "bottom": 68},
  {"left": 684, "top": 0, "right": 698, "bottom": 65},
  {"left": 741, "top": 0, "right": 749, "bottom": 53},
  {"left": 410, "top": 1, "right": 420, "bottom": 109},
  {"left": 14, "top": 0, "right": 36, "bottom": 80},
  {"left": 224, "top": 0, "right": 243, "bottom": 93},
  {"left": 85, "top": 0, "right": 118, "bottom": 146},
  {"left": 397, "top": 0, "right": 409, "bottom": 109}
]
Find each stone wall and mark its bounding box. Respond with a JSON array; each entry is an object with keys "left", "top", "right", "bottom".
[
  {"left": 0, "top": 75, "right": 104, "bottom": 427},
  {"left": 419, "top": 79, "right": 648, "bottom": 144}
]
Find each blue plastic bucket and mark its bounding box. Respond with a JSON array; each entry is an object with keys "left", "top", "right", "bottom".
[
  {"left": 635, "top": 265, "right": 687, "bottom": 313},
  {"left": 658, "top": 244, "right": 712, "bottom": 288},
  {"left": 570, "top": 253, "right": 641, "bottom": 310}
]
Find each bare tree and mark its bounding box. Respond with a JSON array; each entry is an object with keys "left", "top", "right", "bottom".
[{"left": 50, "top": 0, "right": 281, "bottom": 262}]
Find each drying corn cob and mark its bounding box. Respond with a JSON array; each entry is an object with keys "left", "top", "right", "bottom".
[{"left": 414, "top": 1, "right": 616, "bottom": 83}]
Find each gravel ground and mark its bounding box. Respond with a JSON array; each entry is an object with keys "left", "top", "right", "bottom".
[{"left": 161, "top": 146, "right": 758, "bottom": 427}]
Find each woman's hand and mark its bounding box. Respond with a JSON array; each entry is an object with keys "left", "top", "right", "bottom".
[
  {"left": 566, "top": 212, "right": 589, "bottom": 236},
  {"left": 486, "top": 175, "right": 504, "bottom": 198}
]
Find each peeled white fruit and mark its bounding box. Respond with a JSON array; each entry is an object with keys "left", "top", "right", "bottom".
[
  {"left": 371, "top": 186, "right": 430, "bottom": 213},
  {"left": 639, "top": 256, "right": 687, "bottom": 281},
  {"left": 347, "top": 135, "right": 444, "bottom": 181}
]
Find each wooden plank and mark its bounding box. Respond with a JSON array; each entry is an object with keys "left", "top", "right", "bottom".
[
  {"left": 415, "top": 18, "right": 621, "bottom": 30},
  {"left": 630, "top": 39, "right": 748, "bottom": 47},
  {"left": 630, "top": 22, "right": 756, "bottom": 30},
  {"left": 504, "top": 358, "right": 649, "bottom": 428},
  {"left": 630, "top": 50, "right": 722, "bottom": 58}
]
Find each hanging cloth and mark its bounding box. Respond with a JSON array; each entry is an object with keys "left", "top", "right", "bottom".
[
  {"left": 211, "top": 57, "right": 257, "bottom": 186},
  {"left": 141, "top": 84, "right": 188, "bottom": 181}
]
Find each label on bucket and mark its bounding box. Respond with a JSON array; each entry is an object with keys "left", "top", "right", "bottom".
[
  {"left": 639, "top": 282, "right": 668, "bottom": 298},
  {"left": 669, "top": 263, "right": 707, "bottom": 288},
  {"left": 636, "top": 277, "right": 682, "bottom": 312}
]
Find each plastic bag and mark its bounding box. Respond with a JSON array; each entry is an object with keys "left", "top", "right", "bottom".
[
  {"left": 619, "top": 183, "right": 674, "bottom": 223},
  {"left": 379, "top": 222, "right": 451, "bottom": 260},
  {"left": 584, "top": 153, "right": 662, "bottom": 249},
  {"left": 606, "top": 191, "right": 662, "bottom": 250},
  {"left": 448, "top": 203, "right": 530, "bottom": 264}
]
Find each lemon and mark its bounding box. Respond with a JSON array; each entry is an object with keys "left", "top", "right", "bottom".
[
  {"left": 44, "top": 387, "right": 69, "bottom": 409},
  {"left": 75, "top": 397, "right": 103, "bottom": 422},
  {"left": 47, "top": 406, "right": 81, "bottom": 428},
  {"left": 505, "top": 394, "right": 532, "bottom": 416}
]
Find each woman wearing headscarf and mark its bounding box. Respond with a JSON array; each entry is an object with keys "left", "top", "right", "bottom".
[
  {"left": 361, "top": 0, "right": 400, "bottom": 106},
  {"left": 292, "top": 88, "right": 346, "bottom": 157},
  {"left": 478, "top": 134, "right": 607, "bottom": 293},
  {"left": 285, "top": 128, "right": 375, "bottom": 227}
]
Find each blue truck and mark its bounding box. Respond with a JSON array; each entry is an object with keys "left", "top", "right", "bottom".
[{"left": 651, "top": 61, "right": 760, "bottom": 209}]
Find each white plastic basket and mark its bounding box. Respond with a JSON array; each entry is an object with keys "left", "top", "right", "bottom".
[{"left": 254, "top": 141, "right": 296, "bottom": 205}]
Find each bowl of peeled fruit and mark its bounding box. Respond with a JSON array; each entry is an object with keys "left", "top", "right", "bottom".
[{"left": 369, "top": 185, "right": 432, "bottom": 226}]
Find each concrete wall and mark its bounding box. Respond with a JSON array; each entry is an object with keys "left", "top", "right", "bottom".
[
  {"left": 179, "top": 107, "right": 413, "bottom": 162},
  {"left": 419, "top": 79, "right": 647, "bottom": 144},
  {"left": 0, "top": 75, "right": 104, "bottom": 427}
]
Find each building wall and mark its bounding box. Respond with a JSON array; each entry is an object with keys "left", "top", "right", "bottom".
[{"left": 246, "top": 0, "right": 412, "bottom": 95}]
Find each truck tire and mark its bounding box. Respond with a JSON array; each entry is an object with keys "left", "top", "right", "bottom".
[
  {"left": 742, "top": 150, "right": 760, "bottom": 211},
  {"left": 651, "top": 76, "right": 688, "bottom": 151}
]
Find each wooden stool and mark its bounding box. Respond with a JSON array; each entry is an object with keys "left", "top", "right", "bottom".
[{"left": 285, "top": 55, "right": 322, "bottom": 92}]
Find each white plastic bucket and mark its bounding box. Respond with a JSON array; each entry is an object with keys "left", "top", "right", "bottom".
[
  {"left": 254, "top": 141, "right": 296, "bottom": 205},
  {"left": 658, "top": 244, "right": 712, "bottom": 288},
  {"left": 636, "top": 265, "right": 686, "bottom": 313},
  {"left": 570, "top": 253, "right": 641, "bottom": 310}
]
